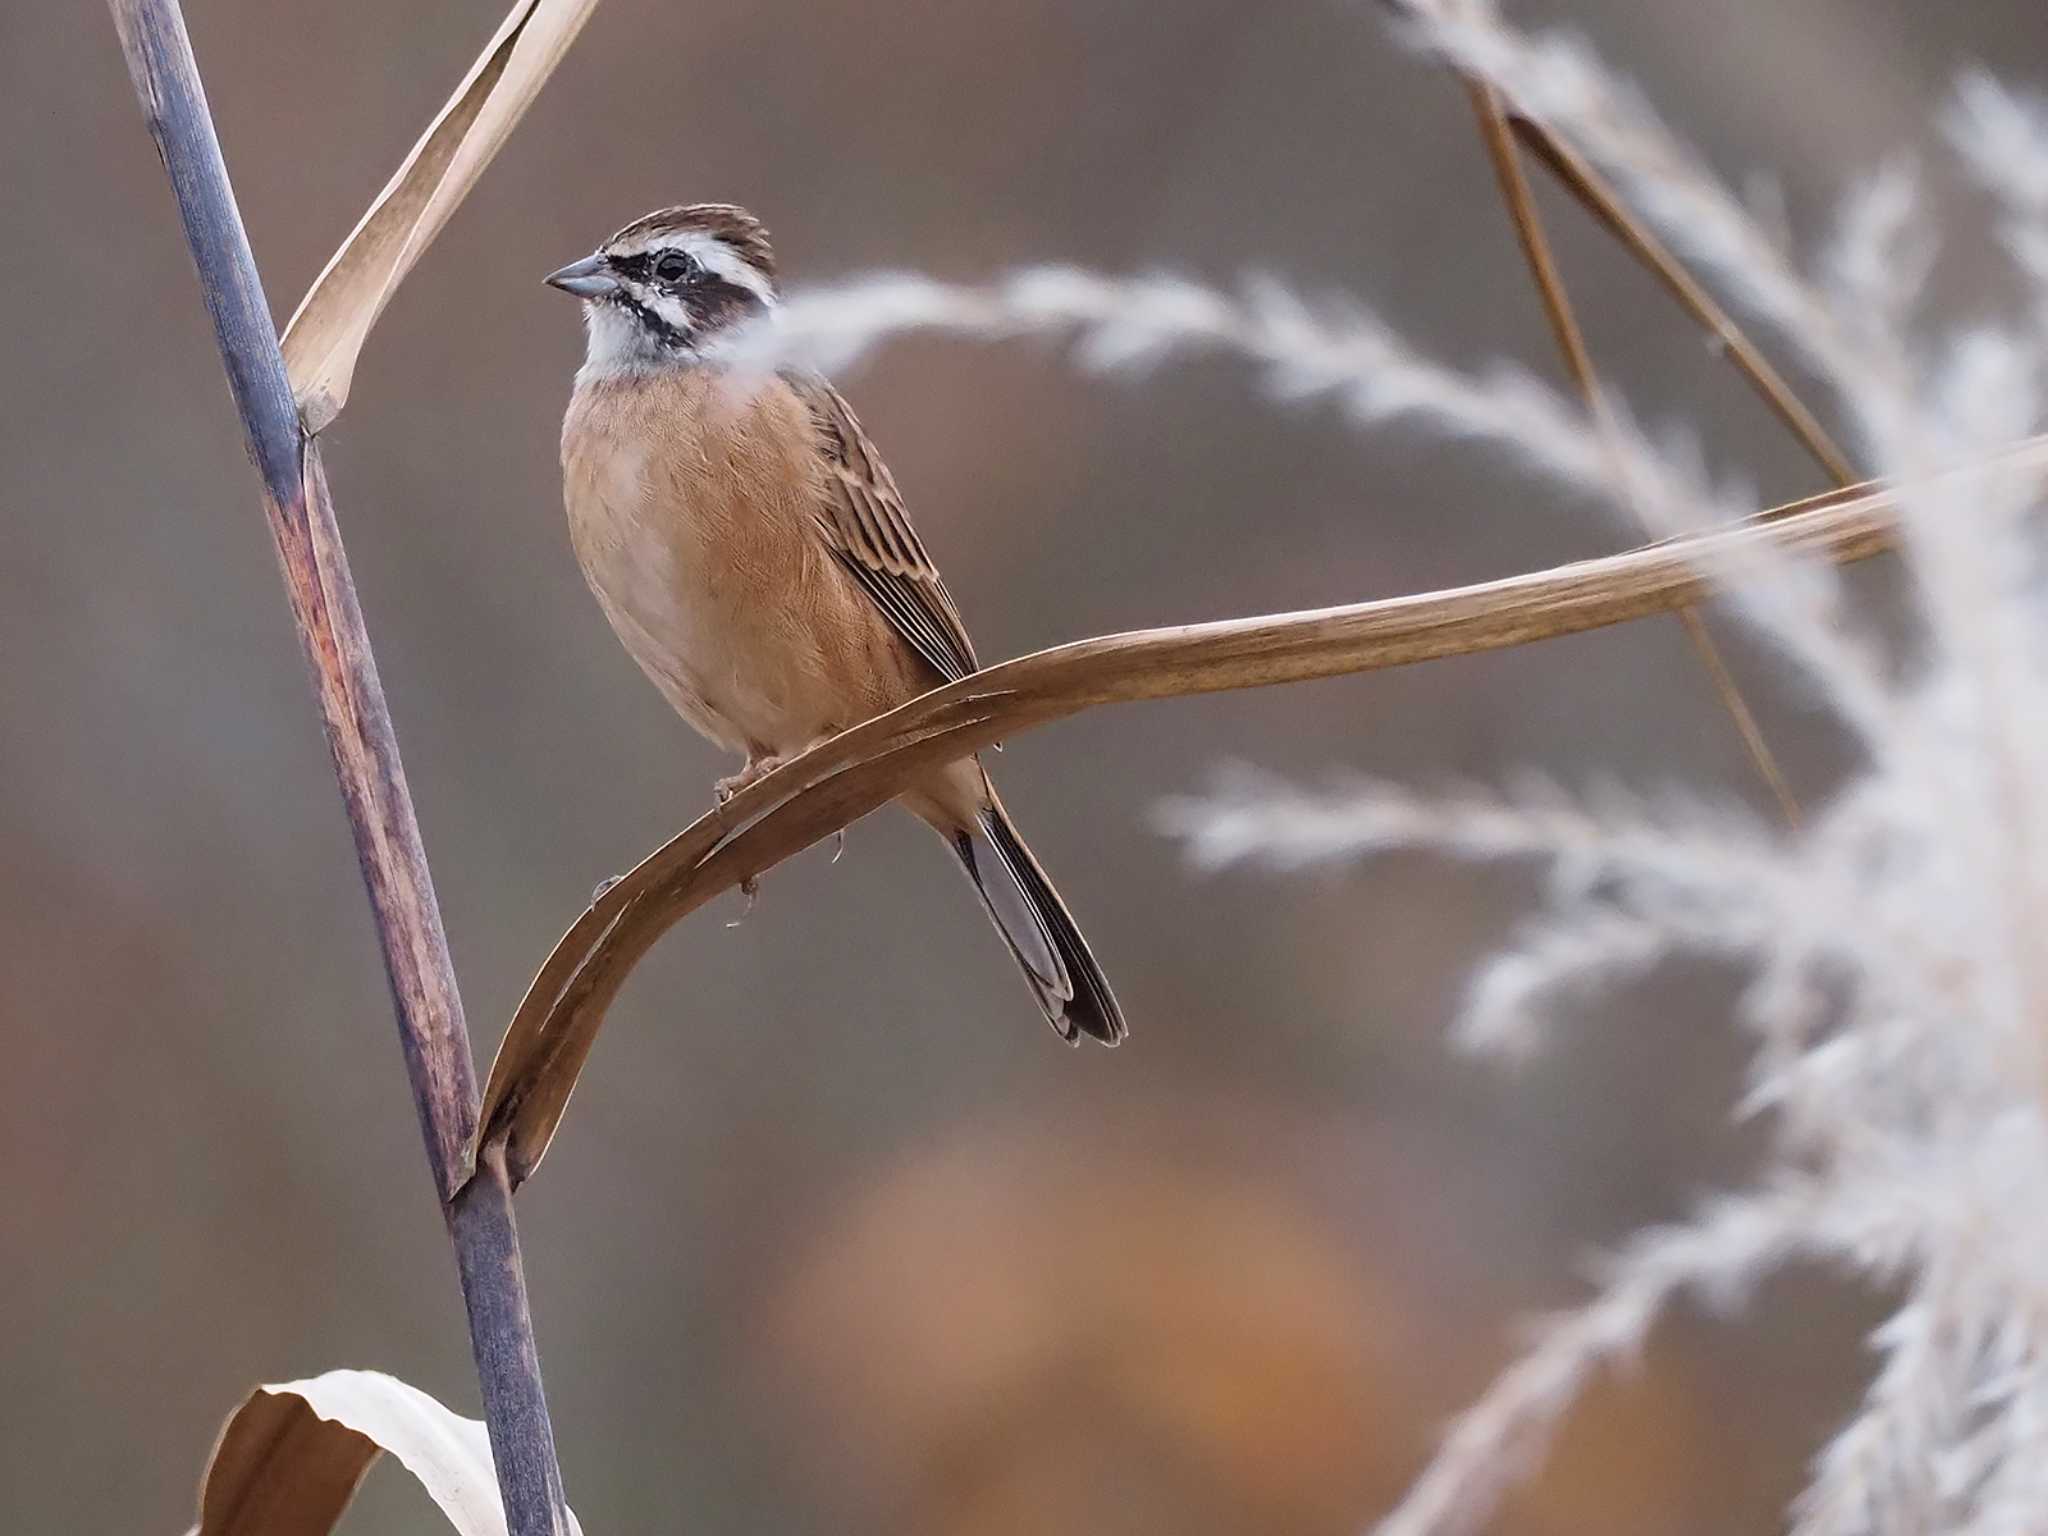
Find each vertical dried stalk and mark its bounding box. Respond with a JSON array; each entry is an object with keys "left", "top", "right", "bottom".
[
  {"left": 1465, "top": 79, "right": 1802, "bottom": 825},
  {"left": 1504, "top": 111, "right": 1859, "bottom": 487},
  {"left": 105, "top": 3, "right": 567, "bottom": 1531}
]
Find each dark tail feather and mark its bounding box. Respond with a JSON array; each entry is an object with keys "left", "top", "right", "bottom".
[{"left": 951, "top": 803, "right": 1126, "bottom": 1045}]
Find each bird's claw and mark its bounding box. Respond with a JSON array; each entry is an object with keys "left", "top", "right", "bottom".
[
  {"left": 591, "top": 873, "right": 622, "bottom": 904},
  {"left": 726, "top": 873, "right": 760, "bottom": 929},
  {"left": 831, "top": 828, "right": 846, "bottom": 864},
  {"left": 716, "top": 755, "right": 785, "bottom": 805}
]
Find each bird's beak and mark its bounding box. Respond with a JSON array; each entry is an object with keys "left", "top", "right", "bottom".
[{"left": 543, "top": 252, "right": 618, "bottom": 299}]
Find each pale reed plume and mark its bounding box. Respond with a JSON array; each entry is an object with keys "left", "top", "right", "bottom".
[{"left": 1162, "top": 35, "right": 2048, "bottom": 1536}]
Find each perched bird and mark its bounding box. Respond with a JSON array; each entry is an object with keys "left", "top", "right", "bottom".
[{"left": 545, "top": 204, "right": 1124, "bottom": 1044}]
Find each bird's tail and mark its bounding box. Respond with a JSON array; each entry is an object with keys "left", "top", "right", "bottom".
[{"left": 950, "top": 799, "right": 1126, "bottom": 1045}]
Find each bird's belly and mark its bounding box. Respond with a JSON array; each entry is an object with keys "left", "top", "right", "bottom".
[{"left": 566, "top": 442, "right": 882, "bottom": 758}]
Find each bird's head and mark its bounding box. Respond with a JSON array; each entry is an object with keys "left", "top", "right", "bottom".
[{"left": 546, "top": 203, "right": 777, "bottom": 372}]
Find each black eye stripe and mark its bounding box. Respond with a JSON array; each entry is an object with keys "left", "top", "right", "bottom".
[
  {"left": 600, "top": 255, "right": 765, "bottom": 353},
  {"left": 688, "top": 276, "right": 755, "bottom": 312},
  {"left": 609, "top": 249, "right": 702, "bottom": 285},
  {"left": 613, "top": 293, "right": 691, "bottom": 348}
]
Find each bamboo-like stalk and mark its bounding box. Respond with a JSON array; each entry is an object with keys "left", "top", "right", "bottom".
[
  {"left": 105, "top": 5, "right": 567, "bottom": 1532},
  {"left": 1462, "top": 78, "right": 1802, "bottom": 825},
  {"left": 471, "top": 446, "right": 2048, "bottom": 1190}
]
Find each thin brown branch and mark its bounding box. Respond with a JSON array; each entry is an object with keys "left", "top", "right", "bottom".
[
  {"left": 1667, "top": 604, "right": 1799, "bottom": 821},
  {"left": 1506, "top": 110, "right": 1859, "bottom": 486},
  {"left": 1464, "top": 78, "right": 1801, "bottom": 826},
  {"left": 471, "top": 445, "right": 2048, "bottom": 1192},
  {"left": 1467, "top": 81, "right": 1605, "bottom": 406},
  {"left": 106, "top": 4, "right": 567, "bottom": 1531}
]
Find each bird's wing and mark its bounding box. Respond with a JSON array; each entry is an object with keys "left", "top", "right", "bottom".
[{"left": 786, "top": 373, "right": 980, "bottom": 684}]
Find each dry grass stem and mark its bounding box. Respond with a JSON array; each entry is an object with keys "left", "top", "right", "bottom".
[
  {"left": 1391, "top": 1, "right": 1866, "bottom": 483},
  {"left": 1502, "top": 112, "right": 1860, "bottom": 485},
  {"left": 108, "top": 1, "right": 579, "bottom": 1528},
  {"left": 1462, "top": 75, "right": 1802, "bottom": 824}
]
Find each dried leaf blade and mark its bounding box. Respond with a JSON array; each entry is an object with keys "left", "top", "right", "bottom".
[
  {"left": 471, "top": 461, "right": 1969, "bottom": 1189},
  {"left": 191, "top": 1369, "right": 584, "bottom": 1536},
  {"left": 280, "top": 0, "right": 601, "bottom": 431}
]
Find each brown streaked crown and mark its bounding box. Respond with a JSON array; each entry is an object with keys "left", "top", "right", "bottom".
[{"left": 603, "top": 203, "right": 776, "bottom": 284}]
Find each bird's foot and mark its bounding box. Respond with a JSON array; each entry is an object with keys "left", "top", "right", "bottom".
[
  {"left": 831, "top": 828, "right": 846, "bottom": 864},
  {"left": 715, "top": 754, "right": 786, "bottom": 806},
  {"left": 591, "top": 873, "right": 623, "bottom": 904}
]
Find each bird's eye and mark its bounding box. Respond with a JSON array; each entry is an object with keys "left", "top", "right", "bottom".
[{"left": 653, "top": 252, "right": 693, "bottom": 284}]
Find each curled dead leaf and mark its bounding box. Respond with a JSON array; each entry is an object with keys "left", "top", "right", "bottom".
[
  {"left": 187, "top": 1369, "right": 582, "bottom": 1536},
  {"left": 280, "top": 0, "right": 601, "bottom": 432},
  {"left": 466, "top": 452, "right": 2048, "bottom": 1194}
]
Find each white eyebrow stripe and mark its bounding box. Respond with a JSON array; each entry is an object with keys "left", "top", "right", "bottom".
[
  {"left": 608, "top": 229, "right": 776, "bottom": 305},
  {"left": 677, "top": 232, "right": 776, "bottom": 303}
]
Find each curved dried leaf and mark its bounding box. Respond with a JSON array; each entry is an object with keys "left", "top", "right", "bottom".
[
  {"left": 189, "top": 1369, "right": 582, "bottom": 1536},
  {"left": 468, "top": 460, "right": 1998, "bottom": 1192},
  {"left": 281, "top": 0, "right": 601, "bottom": 432}
]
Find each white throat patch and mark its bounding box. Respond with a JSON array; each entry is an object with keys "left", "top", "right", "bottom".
[{"left": 577, "top": 299, "right": 668, "bottom": 381}]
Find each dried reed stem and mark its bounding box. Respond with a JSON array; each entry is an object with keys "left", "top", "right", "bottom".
[
  {"left": 1506, "top": 111, "right": 1860, "bottom": 485},
  {"left": 106, "top": 4, "right": 567, "bottom": 1530},
  {"left": 1463, "top": 78, "right": 1802, "bottom": 825}
]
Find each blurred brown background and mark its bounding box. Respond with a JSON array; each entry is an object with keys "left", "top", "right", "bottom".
[{"left": 5, "top": 1, "right": 2039, "bottom": 1530}]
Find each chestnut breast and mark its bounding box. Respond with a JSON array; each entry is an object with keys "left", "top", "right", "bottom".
[{"left": 560, "top": 367, "right": 925, "bottom": 755}]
